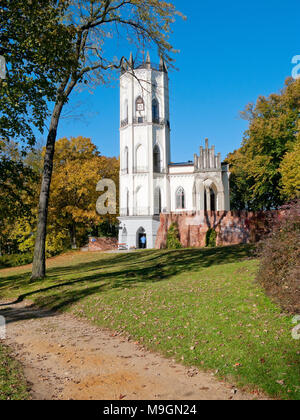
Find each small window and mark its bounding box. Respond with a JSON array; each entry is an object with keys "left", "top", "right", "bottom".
[
  {"left": 176, "top": 187, "right": 185, "bottom": 210},
  {"left": 136, "top": 96, "right": 144, "bottom": 112}
]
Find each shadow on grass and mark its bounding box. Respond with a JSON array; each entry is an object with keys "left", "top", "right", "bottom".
[
  {"left": 0, "top": 245, "right": 254, "bottom": 316},
  {"left": 0, "top": 302, "right": 58, "bottom": 325}
]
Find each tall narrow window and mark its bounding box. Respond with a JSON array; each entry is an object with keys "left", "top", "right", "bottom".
[
  {"left": 176, "top": 187, "right": 185, "bottom": 210},
  {"left": 126, "top": 189, "right": 129, "bottom": 216},
  {"left": 192, "top": 183, "right": 197, "bottom": 210},
  {"left": 124, "top": 147, "right": 129, "bottom": 174},
  {"left": 154, "top": 188, "right": 162, "bottom": 215},
  {"left": 153, "top": 145, "right": 161, "bottom": 173},
  {"left": 210, "top": 189, "right": 216, "bottom": 211},
  {"left": 152, "top": 98, "right": 159, "bottom": 123}
]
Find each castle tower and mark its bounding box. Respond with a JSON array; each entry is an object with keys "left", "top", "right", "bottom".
[{"left": 118, "top": 53, "right": 170, "bottom": 249}]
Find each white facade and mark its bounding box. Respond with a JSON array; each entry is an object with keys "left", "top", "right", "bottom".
[{"left": 118, "top": 54, "right": 230, "bottom": 249}]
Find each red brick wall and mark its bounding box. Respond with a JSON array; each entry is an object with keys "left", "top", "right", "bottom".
[
  {"left": 155, "top": 211, "right": 280, "bottom": 249},
  {"left": 88, "top": 237, "right": 118, "bottom": 252}
]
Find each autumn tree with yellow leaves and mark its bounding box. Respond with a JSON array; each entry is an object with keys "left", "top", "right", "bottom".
[
  {"left": 279, "top": 133, "right": 300, "bottom": 200},
  {"left": 1, "top": 137, "right": 119, "bottom": 259},
  {"left": 48, "top": 136, "right": 119, "bottom": 249}
]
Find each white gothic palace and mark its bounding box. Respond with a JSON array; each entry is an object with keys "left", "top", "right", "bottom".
[{"left": 118, "top": 53, "right": 231, "bottom": 250}]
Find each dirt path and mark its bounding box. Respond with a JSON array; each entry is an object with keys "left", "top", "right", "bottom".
[{"left": 0, "top": 300, "right": 267, "bottom": 400}]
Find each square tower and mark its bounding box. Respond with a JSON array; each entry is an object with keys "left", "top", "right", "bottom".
[{"left": 118, "top": 53, "right": 171, "bottom": 249}]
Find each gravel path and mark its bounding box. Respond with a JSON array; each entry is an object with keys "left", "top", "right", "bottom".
[{"left": 0, "top": 300, "right": 267, "bottom": 400}]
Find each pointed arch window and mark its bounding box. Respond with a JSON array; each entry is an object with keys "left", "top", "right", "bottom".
[
  {"left": 152, "top": 98, "right": 159, "bottom": 123},
  {"left": 176, "top": 187, "right": 185, "bottom": 210},
  {"left": 153, "top": 145, "right": 161, "bottom": 173}
]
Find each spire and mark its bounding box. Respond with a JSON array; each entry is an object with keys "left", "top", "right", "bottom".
[
  {"left": 205, "top": 138, "right": 209, "bottom": 149},
  {"left": 129, "top": 52, "right": 133, "bottom": 69},
  {"left": 146, "top": 51, "right": 151, "bottom": 69},
  {"left": 159, "top": 55, "right": 168, "bottom": 73},
  {"left": 121, "top": 57, "right": 127, "bottom": 73},
  {"left": 159, "top": 56, "right": 164, "bottom": 71}
]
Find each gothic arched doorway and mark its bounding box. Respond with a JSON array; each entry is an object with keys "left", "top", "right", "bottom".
[{"left": 136, "top": 227, "right": 147, "bottom": 249}]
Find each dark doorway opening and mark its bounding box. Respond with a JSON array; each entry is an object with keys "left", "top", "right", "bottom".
[{"left": 137, "top": 227, "right": 147, "bottom": 249}]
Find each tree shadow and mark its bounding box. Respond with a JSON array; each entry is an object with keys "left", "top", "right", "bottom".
[
  {"left": 0, "top": 302, "right": 58, "bottom": 325},
  {"left": 0, "top": 245, "right": 254, "bottom": 318}
]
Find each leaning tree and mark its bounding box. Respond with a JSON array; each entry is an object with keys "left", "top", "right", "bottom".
[{"left": 29, "top": 0, "right": 182, "bottom": 280}]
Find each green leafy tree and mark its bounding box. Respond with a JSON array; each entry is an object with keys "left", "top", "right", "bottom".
[
  {"left": 166, "top": 223, "right": 182, "bottom": 249},
  {"left": 0, "top": 141, "right": 39, "bottom": 254},
  {"left": 279, "top": 133, "right": 300, "bottom": 200},
  {"left": 227, "top": 78, "right": 300, "bottom": 210},
  {"left": 0, "top": 0, "right": 75, "bottom": 147}
]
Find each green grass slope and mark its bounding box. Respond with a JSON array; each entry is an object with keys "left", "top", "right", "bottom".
[
  {"left": 0, "top": 344, "right": 29, "bottom": 400},
  {"left": 0, "top": 245, "right": 299, "bottom": 400}
]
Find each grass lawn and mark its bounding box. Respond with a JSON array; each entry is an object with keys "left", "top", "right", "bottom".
[
  {"left": 0, "top": 245, "right": 299, "bottom": 400},
  {"left": 0, "top": 344, "right": 29, "bottom": 400}
]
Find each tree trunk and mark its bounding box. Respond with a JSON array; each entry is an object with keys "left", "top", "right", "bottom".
[
  {"left": 70, "top": 223, "right": 77, "bottom": 249},
  {"left": 31, "top": 100, "right": 64, "bottom": 281}
]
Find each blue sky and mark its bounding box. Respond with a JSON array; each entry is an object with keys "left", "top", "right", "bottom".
[{"left": 53, "top": 0, "right": 300, "bottom": 163}]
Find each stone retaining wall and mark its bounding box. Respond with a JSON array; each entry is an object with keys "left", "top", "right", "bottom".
[{"left": 155, "top": 211, "right": 279, "bottom": 249}]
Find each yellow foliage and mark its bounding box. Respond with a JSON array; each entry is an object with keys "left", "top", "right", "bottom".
[
  {"left": 47, "top": 136, "right": 119, "bottom": 246},
  {"left": 280, "top": 136, "right": 300, "bottom": 200}
]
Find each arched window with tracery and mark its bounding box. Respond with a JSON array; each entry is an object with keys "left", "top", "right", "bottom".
[
  {"left": 176, "top": 187, "right": 185, "bottom": 210},
  {"left": 153, "top": 145, "right": 161, "bottom": 173}
]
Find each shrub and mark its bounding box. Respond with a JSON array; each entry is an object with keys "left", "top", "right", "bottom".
[
  {"left": 45, "top": 228, "right": 70, "bottom": 257},
  {"left": 166, "top": 223, "right": 182, "bottom": 249},
  {"left": 0, "top": 253, "right": 33, "bottom": 269},
  {"left": 257, "top": 200, "right": 300, "bottom": 314},
  {"left": 206, "top": 228, "right": 217, "bottom": 248}
]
